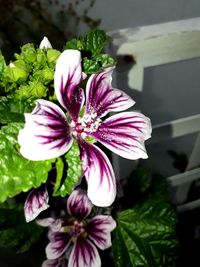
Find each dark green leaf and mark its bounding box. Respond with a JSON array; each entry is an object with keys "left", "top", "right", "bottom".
[
  {"left": 0, "top": 201, "right": 43, "bottom": 253},
  {"left": 0, "top": 96, "right": 32, "bottom": 123},
  {"left": 65, "top": 38, "right": 85, "bottom": 50},
  {"left": 53, "top": 141, "right": 82, "bottom": 197},
  {"left": 0, "top": 123, "right": 54, "bottom": 202},
  {"left": 95, "top": 54, "right": 117, "bottom": 68},
  {"left": 84, "top": 29, "right": 112, "bottom": 57},
  {"left": 83, "top": 58, "right": 101, "bottom": 74},
  {"left": 112, "top": 199, "right": 178, "bottom": 267},
  {"left": 64, "top": 30, "right": 116, "bottom": 74}
]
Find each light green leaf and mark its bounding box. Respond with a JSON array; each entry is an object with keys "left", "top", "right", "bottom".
[
  {"left": 15, "top": 81, "right": 47, "bottom": 101},
  {"left": 5, "top": 60, "right": 29, "bottom": 84},
  {"left": 0, "top": 51, "right": 6, "bottom": 82},
  {"left": 32, "top": 67, "right": 54, "bottom": 84},
  {"left": 112, "top": 199, "right": 178, "bottom": 267},
  {"left": 20, "top": 43, "right": 37, "bottom": 64},
  {"left": 53, "top": 141, "right": 82, "bottom": 197},
  {"left": 0, "top": 123, "right": 54, "bottom": 202}
]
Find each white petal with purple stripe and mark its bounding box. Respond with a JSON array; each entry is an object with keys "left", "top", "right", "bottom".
[
  {"left": 68, "top": 237, "right": 101, "bottom": 267},
  {"left": 81, "top": 141, "right": 116, "bottom": 207},
  {"left": 85, "top": 67, "right": 135, "bottom": 118},
  {"left": 24, "top": 187, "right": 49, "bottom": 222},
  {"left": 18, "top": 99, "right": 73, "bottom": 160},
  {"left": 37, "top": 217, "right": 63, "bottom": 232},
  {"left": 91, "top": 111, "right": 152, "bottom": 160},
  {"left": 46, "top": 231, "right": 71, "bottom": 260},
  {"left": 67, "top": 189, "right": 93, "bottom": 219},
  {"left": 54, "top": 50, "right": 85, "bottom": 120},
  {"left": 86, "top": 215, "right": 116, "bottom": 250}
]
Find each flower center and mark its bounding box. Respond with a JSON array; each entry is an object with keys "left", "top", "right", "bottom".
[
  {"left": 72, "top": 112, "right": 101, "bottom": 138},
  {"left": 72, "top": 220, "right": 86, "bottom": 240}
]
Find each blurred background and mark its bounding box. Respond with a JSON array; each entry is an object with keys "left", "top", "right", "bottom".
[{"left": 0, "top": 0, "right": 200, "bottom": 266}]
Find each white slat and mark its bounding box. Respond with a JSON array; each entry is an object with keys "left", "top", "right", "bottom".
[{"left": 109, "top": 17, "right": 200, "bottom": 92}]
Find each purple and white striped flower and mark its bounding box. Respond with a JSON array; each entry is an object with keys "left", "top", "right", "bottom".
[
  {"left": 38, "top": 189, "right": 116, "bottom": 267},
  {"left": 24, "top": 186, "right": 49, "bottom": 222},
  {"left": 18, "top": 49, "right": 151, "bottom": 207}
]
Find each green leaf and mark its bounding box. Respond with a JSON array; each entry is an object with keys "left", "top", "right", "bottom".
[
  {"left": 0, "top": 96, "right": 32, "bottom": 123},
  {"left": 5, "top": 60, "right": 29, "bottom": 84},
  {"left": 46, "top": 49, "right": 61, "bottom": 68},
  {"left": 0, "top": 201, "right": 43, "bottom": 253},
  {"left": 64, "top": 30, "right": 116, "bottom": 74},
  {"left": 112, "top": 199, "right": 178, "bottom": 267},
  {"left": 15, "top": 80, "right": 48, "bottom": 101},
  {"left": 95, "top": 54, "right": 117, "bottom": 68},
  {"left": 34, "top": 49, "right": 47, "bottom": 70},
  {"left": 84, "top": 29, "right": 112, "bottom": 57},
  {"left": 83, "top": 58, "right": 101, "bottom": 74},
  {"left": 32, "top": 67, "right": 54, "bottom": 84},
  {"left": 0, "top": 123, "right": 54, "bottom": 202},
  {"left": 65, "top": 38, "right": 85, "bottom": 50},
  {"left": 20, "top": 43, "right": 37, "bottom": 64},
  {"left": 0, "top": 51, "right": 6, "bottom": 82},
  {"left": 53, "top": 141, "right": 82, "bottom": 197}
]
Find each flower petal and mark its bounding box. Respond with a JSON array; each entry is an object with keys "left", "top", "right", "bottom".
[
  {"left": 18, "top": 99, "right": 73, "bottom": 160},
  {"left": 68, "top": 237, "right": 101, "bottom": 267},
  {"left": 42, "top": 258, "right": 67, "bottom": 267},
  {"left": 24, "top": 187, "right": 49, "bottom": 223},
  {"left": 91, "top": 111, "right": 152, "bottom": 160},
  {"left": 85, "top": 67, "right": 135, "bottom": 118},
  {"left": 54, "top": 50, "right": 85, "bottom": 120},
  {"left": 37, "top": 217, "right": 63, "bottom": 232},
  {"left": 42, "top": 259, "right": 60, "bottom": 267},
  {"left": 86, "top": 215, "right": 116, "bottom": 250},
  {"left": 46, "top": 231, "right": 71, "bottom": 260},
  {"left": 67, "top": 188, "right": 93, "bottom": 219},
  {"left": 80, "top": 141, "right": 116, "bottom": 207}
]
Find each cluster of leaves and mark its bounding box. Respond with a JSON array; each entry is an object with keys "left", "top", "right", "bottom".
[{"left": 112, "top": 167, "right": 179, "bottom": 267}]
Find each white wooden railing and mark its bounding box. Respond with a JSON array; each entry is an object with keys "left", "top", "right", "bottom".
[{"left": 108, "top": 17, "right": 200, "bottom": 212}]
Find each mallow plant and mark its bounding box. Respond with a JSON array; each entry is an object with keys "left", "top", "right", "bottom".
[{"left": 0, "top": 30, "right": 179, "bottom": 267}]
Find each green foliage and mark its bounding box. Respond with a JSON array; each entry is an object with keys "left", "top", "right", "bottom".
[
  {"left": 53, "top": 141, "right": 82, "bottom": 197},
  {"left": 0, "top": 51, "right": 6, "bottom": 84},
  {"left": 15, "top": 81, "right": 48, "bottom": 101},
  {"left": 0, "top": 201, "right": 43, "bottom": 253},
  {"left": 112, "top": 168, "right": 179, "bottom": 267},
  {"left": 65, "top": 29, "right": 116, "bottom": 74},
  {"left": 112, "top": 199, "right": 178, "bottom": 267},
  {"left": 0, "top": 43, "right": 60, "bottom": 102},
  {"left": 0, "top": 96, "right": 33, "bottom": 124},
  {"left": 0, "top": 123, "right": 54, "bottom": 202}
]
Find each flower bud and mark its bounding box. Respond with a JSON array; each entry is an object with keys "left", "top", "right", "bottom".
[
  {"left": 39, "top": 36, "right": 52, "bottom": 49},
  {"left": 21, "top": 43, "right": 36, "bottom": 64},
  {"left": 6, "top": 60, "right": 28, "bottom": 83}
]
